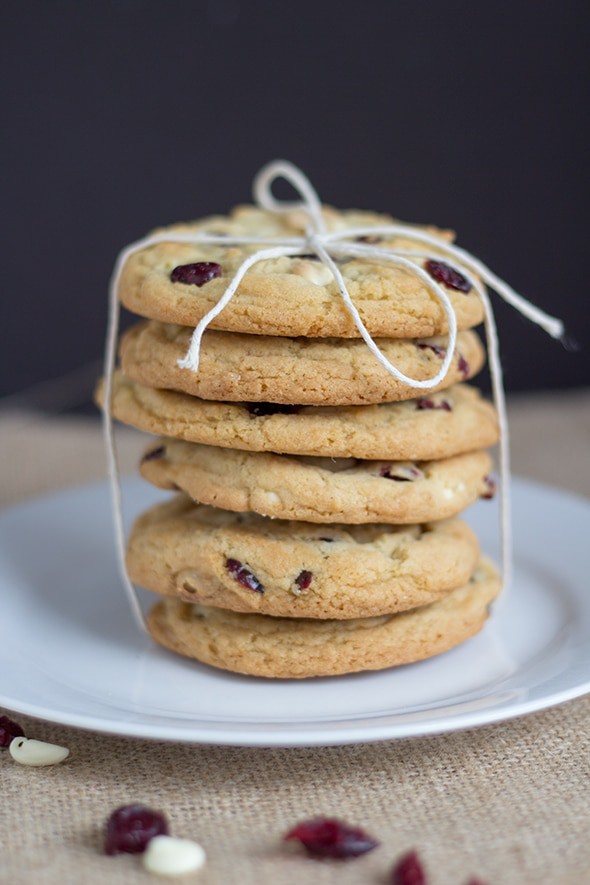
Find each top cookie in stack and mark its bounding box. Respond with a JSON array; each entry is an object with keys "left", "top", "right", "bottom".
[
  {"left": 117, "top": 205, "right": 485, "bottom": 338},
  {"left": 102, "top": 201, "right": 501, "bottom": 678}
]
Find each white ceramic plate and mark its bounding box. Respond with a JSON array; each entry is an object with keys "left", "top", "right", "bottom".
[{"left": 0, "top": 477, "right": 588, "bottom": 746}]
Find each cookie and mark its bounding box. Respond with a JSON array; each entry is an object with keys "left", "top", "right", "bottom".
[
  {"left": 99, "top": 372, "right": 499, "bottom": 460},
  {"left": 118, "top": 205, "right": 485, "bottom": 338},
  {"left": 146, "top": 558, "right": 501, "bottom": 678},
  {"left": 140, "top": 439, "right": 494, "bottom": 524},
  {"left": 119, "top": 321, "right": 485, "bottom": 406},
  {"left": 126, "top": 496, "right": 480, "bottom": 619}
]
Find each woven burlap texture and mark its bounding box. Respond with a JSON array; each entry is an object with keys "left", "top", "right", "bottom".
[{"left": 1, "top": 390, "right": 589, "bottom": 885}]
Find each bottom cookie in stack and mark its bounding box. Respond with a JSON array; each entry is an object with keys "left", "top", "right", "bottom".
[{"left": 146, "top": 559, "right": 501, "bottom": 679}]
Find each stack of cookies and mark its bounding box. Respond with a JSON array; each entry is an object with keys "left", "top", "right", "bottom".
[{"left": 101, "top": 204, "right": 502, "bottom": 678}]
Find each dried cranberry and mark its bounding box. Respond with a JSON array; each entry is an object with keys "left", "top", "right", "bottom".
[
  {"left": 0, "top": 714, "right": 25, "bottom": 748},
  {"left": 391, "top": 850, "right": 427, "bottom": 885},
  {"left": 356, "top": 234, "right": 383, "bottom": 244},
  {"left": 295, "top": 570, "right": 313, "bottom": 590},
  {"left": 246, "top": 403, "right": 301, "bottom": 417},
  {"left": 170, "top": 261, "right": 222, "bottom": 286},
  {"left": 226, "top": 558, "right": 264, "bottom": 593},
  {"left": 482, "top": 476, "right": 496, "bottom": 499},
  {"left": 141, "top": 445, "right": 165, "bottom": 463},
  {"left": 104, "top": 804, "right": 168, "bottom": 856},
  {"left": 457, "top": 353, "right": 470, "bottom": 378},
  {"left": 284, "top": 817, "right": 378, "bottom": 859},
  {"left": 425, "top": 259, "right": 471, "bottom": 293},
  {"left": 415, "top": 397, "right": 452, "bottom": 412},
  {"left": 417, "top": 342, "right": 446, "bottom": 359}
]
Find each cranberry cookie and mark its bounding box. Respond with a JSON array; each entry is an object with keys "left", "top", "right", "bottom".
[
  {"left": 118, "top": 205, "right": 484, "bottom": 338},
  {"left": 98, "top": 373, "right": 499, "bottom": 459},
  {"left": 126, "top": 496, "right": 480, "bottom": 619},
  {"left": 119, "top": 321, "right": 485, "bottom": 406},
  {"left": 140, "top": 438, "right": 494, "bottom": 524}
]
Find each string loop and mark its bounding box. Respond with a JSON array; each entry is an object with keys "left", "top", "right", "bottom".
[{"left": 253, "top": 160, "right": 326, "bottom": 235}]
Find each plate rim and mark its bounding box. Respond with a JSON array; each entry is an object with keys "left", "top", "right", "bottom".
[{"left": 0, "top": 475, "right": 588, "bottom": 747}]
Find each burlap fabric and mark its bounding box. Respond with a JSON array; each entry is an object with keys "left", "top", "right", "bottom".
[{"left": 1, "top": 390, "right": 589, "bottom": 884}]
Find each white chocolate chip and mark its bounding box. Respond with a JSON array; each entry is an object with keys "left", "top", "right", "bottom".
[
  {"left": 9, "top": 737, "right": 70, "bottom": 766},
  {"left": 143, "top": 835, "right": 206, "bottom": 877},
  {"left": 379, "top": 463, "right": 425, "bottom": 482},
  {"left": 291, "top": 259, "right": 334, "bottom": 286}
]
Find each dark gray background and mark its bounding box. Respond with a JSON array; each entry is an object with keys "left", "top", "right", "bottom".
[{"left": 2, "top": 0, "right": 588, "bottom": 404}]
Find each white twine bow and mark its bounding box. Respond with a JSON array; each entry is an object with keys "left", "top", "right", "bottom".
[{"left": 103, "top": 160, "right": 566, "bottom": 634}]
